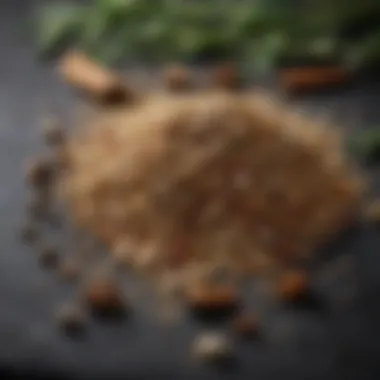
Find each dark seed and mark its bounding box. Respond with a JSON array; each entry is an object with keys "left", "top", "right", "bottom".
[
  {"left": 83, "top": 276, "right": 126, "bottom": 317},
  {"left": 25, "top": 157, "right": 54, "bottom": 189},
  {"left": 26, "top": 194, "right": 48, "bottom": 220}
]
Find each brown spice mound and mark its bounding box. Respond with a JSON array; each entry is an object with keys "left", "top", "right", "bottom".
[{"left": 60, "top": 90, "right": 365, "bottom": 293}]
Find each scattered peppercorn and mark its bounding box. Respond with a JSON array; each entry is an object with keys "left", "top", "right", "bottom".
[
  {"left": 83, "top": 276, "right": 126, "bottom": 317},
  {"left": 56, "top": 303, "right": 86, "bottom": 336},
  {"left": 25, "top": 157, "right": 54, "bottom": 189},
  {"left": 278, "top": 270, "right": 309, "bottom": 302},
  {"left": 232, "top": 314, "right": 259, "bottom": 339},
  {"left": 186, "top": 283, "right": 239, "bottom": 313},
  {"left": 38, "top": 244, "right": 59, "bottom": 268},
  {"left": 163, "top": 64, "right": 192, "bottom": 91}
]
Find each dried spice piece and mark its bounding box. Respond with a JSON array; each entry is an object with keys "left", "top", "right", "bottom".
[
  {"left": 192, "top": 332, "right": 232, "bottom": 362},
  {"left": 232, "top": 314, "right": 259, "bottom": 338},
  {"left": 163, "top": 64, "right": 193, "bottom": 91},
  {"left": 56, "top": 303, "right": 86, "bottom": 336},
  {"left": 38, "top": 244, "right": 59, "bottom": 268},
  {"left": 213, "top": 62, "right": 241, "bottom": 90},
  {"left": 25, "top": 157, "right": 55, "bottom": 189},
  {"left": 61, "top": 89, "right": 364, "bottom": 294},
  {"left": 278, "top": 269, "right": 309, "bottom": 302},
  {"left": 59, "top": 51, "right": 134, "bottom": 105},
  {"left": 279, "top": 66, "right": 348, "bottom": 94},
  {"left": 83, "top": 276, "right": 126, "bottom": 316},
  {"left": 186, "top": 283, "right": 239, "bottom": 312}
]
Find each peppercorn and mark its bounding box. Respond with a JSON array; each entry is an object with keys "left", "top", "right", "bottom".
[
  {"left": 25, "top": 157, "right": 54, "bottom": 189},
  {"left": 83, "top": 276, "right": 126, "bottom": 317},
  {"left": 186, "top": 283, "right": 239, "bottom": 313},
  {"left": 278, "top": 270, "right": 309, "bottom": 302}
]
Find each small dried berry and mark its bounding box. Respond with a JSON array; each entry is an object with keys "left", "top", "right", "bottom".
[
  {"left": 56, "top": 303, "right": 86, "bottom": 335},
  {"left": 232, "top": 314, "right": 259, "bottom": 338},
  {"left": 186, "top": 283, "right": 239, "bottom": 312},
  {"left": 38, "top": 244, "right": 59, "bottom": 268},
  {"left": 163, "top": 65, "right": 192, "bottom": 91},
  {"left": 25, "top": 157, "right": 54, "bottom": 188},
  {"left": 83, "top": 277, "right": 126, "bottom": 315},
  {"left": 42, "top": 117, "right": 65, "bottom": 147},
  {"left": 278, "top": 270, "right": 309, "bottom": 302},
  {"left": 192, "top": 332, "right": 232, "bottom": 362}
]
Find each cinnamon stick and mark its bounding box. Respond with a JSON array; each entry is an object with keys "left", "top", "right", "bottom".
[
  {"left": 280, "top": 66, "right": 348, "bottom": 94},
  {"left": 59, "top": 51, "right": 134, "bottom": 105}
]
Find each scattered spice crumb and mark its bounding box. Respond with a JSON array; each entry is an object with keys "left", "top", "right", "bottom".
[
  {"left": 83, "top": 276, "right": 126, "bottom": 316},
  {"left": 192, "top": 332, "right": 232, "bottom": 362},
  {"left": 186, "top": 283, "right": 239, "bottom": 313},
  {"left": 25, "top": 157, "right": 54, "bottom": 189},
  {"left": 278, "top": 270, "right": 309, "bottom": 302}
]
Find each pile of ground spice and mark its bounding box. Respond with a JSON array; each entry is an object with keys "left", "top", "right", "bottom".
[{"left": 57, "top": 86, "right": 365, "bottom": 294}]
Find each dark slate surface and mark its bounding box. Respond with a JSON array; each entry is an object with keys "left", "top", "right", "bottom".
[{"left": 0, "top": 1, "right": 380, "bottom": 379}]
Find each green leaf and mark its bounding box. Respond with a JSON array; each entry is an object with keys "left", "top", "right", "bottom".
[{"left": 36, "top": 3, "right": 83, "bottom": 55}]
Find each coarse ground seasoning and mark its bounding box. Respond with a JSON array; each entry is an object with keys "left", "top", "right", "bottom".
[{"left": 57, "top": 88, "right": 365, "bottom": 294}]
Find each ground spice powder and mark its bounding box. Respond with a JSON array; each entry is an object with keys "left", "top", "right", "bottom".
[{"left": 59, "top": 90, "right": 365, "bottom": 293}]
